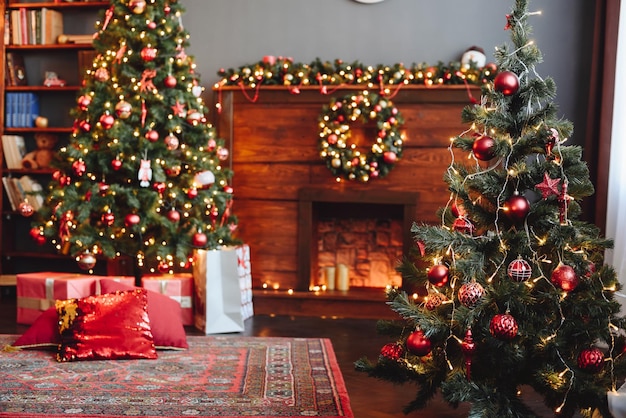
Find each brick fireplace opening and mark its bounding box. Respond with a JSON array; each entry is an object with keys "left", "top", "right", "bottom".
[{"left": 297, "top": 187, "right": 420, "bottom": 292}]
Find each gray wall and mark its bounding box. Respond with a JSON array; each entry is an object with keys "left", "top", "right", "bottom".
[{"left": 181, "top": 0, "right": 594, "bottom": 145}]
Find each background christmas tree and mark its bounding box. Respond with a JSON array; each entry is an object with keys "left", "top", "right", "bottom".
[
  {"left": 30, "top": 0, "right": 238, "bottom": 279},
  {"left": 356, "top": 1, "right": 626, "bottom": 417}
]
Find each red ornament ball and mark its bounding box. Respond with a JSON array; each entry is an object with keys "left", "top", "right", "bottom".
[
  {"left": 77, "top": 252, "right": 97, "bottom": 271},
  {"left": 551, "top": 263, "right": 579, "bottom": 292},
  {"left": 187, "top": 187, "right": 198, "bottom": 199},
  {"left": 166, "top": 209, "right": 180, "bottom": 223},
  {"left": 157, "top": 261, "right": 170, "bottom": 274},
  {"left": 140, "top": 47, "right": 157, "bottom": 61},
  {"left": 494, "top": 71, "right": 520, "bottom": 96},
  {"left": 577, "top": 347, "right": 604, "bottom": 373},
  {"left": 115, "top": 101, "right": 132, "bottom": 119},
  {"left": 164, "top": 75, "right": 177, "bottom": 88},
  {"left": 380, "top": 343, "right": 404, "bottom": 361},
  {"left": 507, "top": 258, "right": 532, "bottom": 282},
  {"left": 30, "top": 227, "right": 46, "bottom": 245},
  {"left": 145, "top": 130, "right": 159, "bottom": 142},
  {"left": 472, "top": 135, "right": 496, "bottom": 161},
  {"left": 111, "top": 158, "right": 123, "bottom": 171},
  {"left": 383, "top": 151, "right": 397, "bottom": 164},
  {"left": 425, "top": 292, "right": 447, "bottom": 311},
  {"left": 77, "top": 95, "right": 92, "bottom": 110},
  {"left": 99, "top": 114, "right": 115, "bottom": 129},
  {"left": 427, "top": 264, "right": 449, "bottom": 287},
  {"left": 504, "top": 193, "right": 530, "bottom": 222},
  {"left": 406, "top": 330, "right": 432, "bottom": 357},
  {"left": 165, "top": 134, "right": 180, "bottom": 150},
  {"left": 124, "top": 213, "right": 140, "bottom": 227},
  {"left": 489, "top": 313, "right": 518, "bottom": 341},
  {"left": 458, "top": 281, "right": 484, "bottom": 309},
  {"left": 18, "top": 201, "right": 34, "bottom": 217},
  {"left": 72, "top": 160, "right": 86, "bottom": 176},
  {"left": 217, "top": 147, "right": 229, "bottom": 161},
  {"left": 192, "top": 232, "right": 208, "bottom": 247},
  {"left": 101, "top": 212, "right": 115, "bottom": 227}
]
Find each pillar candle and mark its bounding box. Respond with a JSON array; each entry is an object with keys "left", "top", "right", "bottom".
[
  {"left": 325, "top": 266, "right": 336, "bottom": 290},
  {"left": 337, "top": 263, "right": 349, "bottom": 291}
]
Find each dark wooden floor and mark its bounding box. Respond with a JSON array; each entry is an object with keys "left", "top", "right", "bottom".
[{"left": 0, "top": 287, "right": 559, "bottom": 417}]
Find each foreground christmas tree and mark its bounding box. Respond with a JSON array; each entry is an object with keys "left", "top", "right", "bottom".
[
  {"left": 356, "top": 1, "right": 626, "bottom": 417},
  {"left": 30, "top": 0, "right": 237, "bottom": 277}
]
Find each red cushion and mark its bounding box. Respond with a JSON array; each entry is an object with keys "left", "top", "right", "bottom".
[
  {"left": 12, "top": 279, "right": 188, "bottom": 351},
  {"left": 99, "top": 279, "right": 188, "bottom": 350},
  {"left": 56, "top": 288, "right": 157, "bottom": 362}
]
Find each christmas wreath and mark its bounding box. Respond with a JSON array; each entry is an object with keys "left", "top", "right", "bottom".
[{"left": 318, "top": 91, "right": 404, "bottom": 182}]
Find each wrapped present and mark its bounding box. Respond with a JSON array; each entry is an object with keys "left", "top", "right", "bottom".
[
  {"left": 193, "top": 248, "right": 244, "bottom": 334},
  {"left": 141, "top": 274, "right": 193, "bottom": 325},
  {"left": 95, "top": 275, "right": 135, "bottom": 294},
  {"left": 236, "top": 244, "right": 254, "bottom": 320},
  {"left": 17, "top": 272, "right": 99, "bottom": 324}
]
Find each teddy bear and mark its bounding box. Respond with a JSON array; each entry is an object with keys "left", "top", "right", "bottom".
[{"left": 21, "top": 133, "right": 58, "bottom": 169}]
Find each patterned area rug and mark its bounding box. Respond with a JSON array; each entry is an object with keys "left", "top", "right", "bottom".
[{"left": 0, "top": 335, "right": 353, "bottom": 418}]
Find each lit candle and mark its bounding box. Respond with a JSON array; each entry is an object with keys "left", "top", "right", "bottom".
[
  {"left": 325, "top": 266, "right": 336, "bottom": 290},
  {"left": 337, "top": 264, "right": 349, "bottom": 291}
]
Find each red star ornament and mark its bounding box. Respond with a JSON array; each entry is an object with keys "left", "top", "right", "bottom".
[
  {"left": 171, "top": 100, "right": 186, "bottom": 117},
  {"left": 535, "top": 173, "right": 560, "bottom": 199}
]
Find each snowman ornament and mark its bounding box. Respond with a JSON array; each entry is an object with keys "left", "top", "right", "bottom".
[{"left": 461, "top": 46, "right": 486, "bottom": 69}]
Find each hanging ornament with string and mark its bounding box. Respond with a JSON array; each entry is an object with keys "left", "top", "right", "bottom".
[
  {"left": 461, "top": 328, "right": 476, "bottom": 380},
  {"left": 18, "top": 201, "right": 34, "bottom": 217},
  {"left": 458, "top": 281, "right": 484, "bottom": 309},
  {"left": 503, "top": 191, "right": 530, "bottom": 223},
  {"left": 551, "top": 262, "right": 579, "bottom": 292},
  {"left": 535, "top": 173, "right": 561, "bottom": 200},
  {"left": 406, "top": 330, "right": 432, "bottom": 357},
  {"left": 577, "top": 347, "right": 604, "bottom": 373},
  {"left": 489, "top": 313, "right": 518, "bottom": 341},
  {"left": 425, "top": 292, "right": 447, "bottom": 311},
  {"left": 427, "top": 264, "right": 449, "bottom": 287},
  {"left": 494, "top": 71, "right": 519, "bottom": 96},
  {"left": 558, "top": 180, "right": 574, "bottom": 225},
  {"left": 77, "top": 251, "right": 97, "bottom": 270},
  {"left": 380, "top": 342, "right": 404, "bottom": 361},
  {"left": 472, "top": 134, "right": 496, "bottom": 161},
  {"left": 507, "top": 257, "right": 532, "bottom": 282}
]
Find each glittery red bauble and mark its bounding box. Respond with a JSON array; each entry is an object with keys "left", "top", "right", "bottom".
[
  {"left": 472, "top": 135, "right": 496, "bottom": 161},
  {"left": 145, "top": 130, "right": 159, "bottom": 142},
  {"left": 77, "top": 95, "right": 91, "bottom": 110},
  {"left": 187, "top": 188, "right": 198, "bottom": 199},
  {"left": 18, "top": 201, "right": 34, "bottom": 217},
  {"left": 551, "top": 263, "right": 579, "bottom": 292},
  {"left": 101, "top": 212, "right": 115, "bottom": 227},
  {"left": 72, "top": 160, "right": 86, "bottom": 176},
  {"left": 165, "top": 134, "right": 179, "bottom": 150},
  {"left": 494, "top": 71, "right": 519, "bottom": 96},
  {"left": 99, "top": 114, "right": 115, "bottom": 129},
  {"left": 406, "top": 330, "right": 432, "bottom": 357},
  {"left": 124, "top": 214, "right": 140, "bottom": 227},
  {"left": 111, "top": 159, "right": 122, "bottom": 171},
  {"left": 77, "top": 252, "right": 97, "bottom": 270},
  {"left": 192, "top": 232, "right": 207, "bottom": 247},
  {"left": 425, "top": 292, "right": 447, "bottom": 311},
  {"left": 79, "top": 120, "right": 91, "bottom": 132},
  {"left": 217, "top": 147, "right": 229, "bottom": 161},
  {"left": 164, "top": 75, "right": 177, "bottom": 88},
  {"left": 383, "top": 151, "right": 397, "bottom": 163},
  {"left": 489, "top": 313, "right": 518, "bottom": 341},
  {"left": 458, "top": 282, "right": 484, "bottom": 309},
  {"left": 577, "top": 347, "right": 604, "bottom": 373},
  {"left": 166, "top": 209, "right": 180, "bottom": 222},
  {"left": 380, "top": 343, "right": 404, "bottom": 361},
  {"left": 140, "top": 47, "right": 157, "bottom": 61},
  {"left": 507, "top": 258, "right": 532, "bottom": 282},
  {"left": 504, "top": 194, "right": 530, "bottom": 222},
  {"left": 427, "top": 264, "right": 449, "bottom": 287},
  {"left": 115, "top": 101, "right": 132, "bottom": 119}
]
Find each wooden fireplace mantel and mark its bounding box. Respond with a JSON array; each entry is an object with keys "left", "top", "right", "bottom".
[{"left": 213, "top": 85, "right": 479, "bottom": 315}]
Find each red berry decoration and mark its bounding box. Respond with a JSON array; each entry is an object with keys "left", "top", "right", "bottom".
[
  {"left": 494, "top": 71, "right": 520, "bottom": 96},
  {"left": 472, "top": 135, "right": 496, "bottom": 161},
  {"left": 406, "top": 330, "right": 432, "bottom": 357},
  {"left": 489, "top": 313, "right": 518, "bottom": 341},
  {"left": 191, "top": 232, "right": 208, "bottom": 247},
  {"left": 380, "top": 343, "right": 404, "bottom": 361},
  {"left": 551, "top": 263, "right": 579, "bottom": 292},
  {"left": 577, "top": 347, "right": 604, "bottom": 373},
  {"left": 458, "top": 281, "right": 485, "bottom": 309},
  {"left": 427, "top": 264, "right": 449, "bottom": 287},
  {"left": 507, "top": 257, "right": 532, "bottom": 282},
  {"left": 504, "top": 193, "right": 530, "bottom": 223}
]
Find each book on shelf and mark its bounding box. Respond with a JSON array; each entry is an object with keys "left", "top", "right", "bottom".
[
  {"left": 1, "top": 176, "right": 44, "bottom": 212},
  {"left": 1, "top": 135, "right": 27, "bottom": 170},
  {"left": 4, "top": 93, "right": 39, "bottom": 128},
  {"left": 7, "top": 7, "right": 63, "bottom": 45},
  {"left": 5, "top": 52, "right": 28, "bottom": 87}
]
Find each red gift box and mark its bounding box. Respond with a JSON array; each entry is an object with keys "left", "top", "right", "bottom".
[
  {"left": 141, "top": 274, "right": 193, "bottom": 325},
  {"left": 94, "top": 275, "right": 135, "bottom": 294},
  {"left": 236, "top": 244, "right": 254, "bottom": 320},
  {"left": 17, "top": 272, "right": 99, "bottom": 324}
]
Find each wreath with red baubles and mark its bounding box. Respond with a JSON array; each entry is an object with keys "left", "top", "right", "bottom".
[{"left": 318, "top": 91, "right": 404, "bottom": 182}]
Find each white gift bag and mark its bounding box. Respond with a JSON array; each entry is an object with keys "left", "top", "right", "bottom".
[{"left": 193, "top": 248, "right": 244, "bottom": 334}]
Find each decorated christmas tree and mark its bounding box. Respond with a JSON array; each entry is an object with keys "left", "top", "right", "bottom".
[
  {"left": 29, "top": 0, "right": 238, "bottom": 278},
  {"left": 356, "top": 1, "right": 626, "bottom": 417}
]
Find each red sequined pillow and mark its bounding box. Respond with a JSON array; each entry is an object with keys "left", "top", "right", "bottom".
[{"left": 56, "top": 288, "right": 157, "bottom": 362}]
